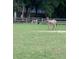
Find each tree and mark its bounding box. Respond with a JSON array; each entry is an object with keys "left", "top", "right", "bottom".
[
  {"left": 13, "top": 0, "right": 66, "bottom": 18},
  {"left": 39, "top": 0, "right": 58, "bottom": 18}
]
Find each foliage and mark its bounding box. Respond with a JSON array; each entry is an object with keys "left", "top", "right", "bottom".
[{"left": 13, "top": 0, "right": 66, "bottom": 18}]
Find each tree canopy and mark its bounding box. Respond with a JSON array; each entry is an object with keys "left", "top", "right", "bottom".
[{"left": 13, "top": 0, "right": 66, "bottom": 18}]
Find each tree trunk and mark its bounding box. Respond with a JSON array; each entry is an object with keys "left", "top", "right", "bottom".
[
  {"left": 14, "top": 11, "right": 17, "bottom": 21},
  {"left": 21, "top": 5, "right": 25, "bottom": 20},
  {"left": 27, "top": 8, "right": 31, "bottom": 18},
  {"left": 35, "top": 6, "right": 38, "bottom": 17}
]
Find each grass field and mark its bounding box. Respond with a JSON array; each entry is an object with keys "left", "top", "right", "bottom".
[{"left": 13, "top": 23, "right": 66, "bottom": 59}]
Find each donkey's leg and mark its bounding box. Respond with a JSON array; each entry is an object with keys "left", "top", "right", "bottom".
[
  {"left": 48, "top": 24, "right": 50, "bottom": 30},
  {"left": 54, "top": 24, "right": 56, "bottom": 30},
  {"left": 52, "top": 24, "right": 54, "bottom": 30},
  {"left": 48, "top": 23, "right": 51, "bottom": 30},
  {"left": 47, "top": 23, "right": 49, "bottom": 30},
  {"left": 50, "top": 24, "right": 53, "bottom": 30}
]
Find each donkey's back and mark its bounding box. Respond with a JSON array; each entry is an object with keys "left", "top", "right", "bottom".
[{"left": 47, "top": 19, "right": 57, "bottom": 24}]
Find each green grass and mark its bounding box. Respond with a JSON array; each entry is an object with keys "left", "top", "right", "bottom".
[
  {"left": 13, "top": 23, "right": 66, "bottom": 31},
  {"left": 13, "top": 23, "right": 66, "bottom": 59}
]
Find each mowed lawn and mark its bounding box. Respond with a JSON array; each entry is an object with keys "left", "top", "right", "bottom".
[{"left": 13, "top": 23, "right": 66, "bottom": 59}]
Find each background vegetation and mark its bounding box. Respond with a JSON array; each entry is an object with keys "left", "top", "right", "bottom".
[{"left": 13, "top": 0, "right": 66, "bottom": 18}]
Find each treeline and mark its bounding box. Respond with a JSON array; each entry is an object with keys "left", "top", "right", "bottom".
[{"left": 13, "top": 0, "right": 66, "bottom": 18}]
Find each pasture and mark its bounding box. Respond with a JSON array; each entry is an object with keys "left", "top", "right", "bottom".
[{"left": 13, "top": 23, "right": 66, "bottom": 59}]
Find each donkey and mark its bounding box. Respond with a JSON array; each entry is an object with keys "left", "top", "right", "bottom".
[
  {"left": 46, "top": 17, "right": 57, "bottom": 30},
  {"left": 31, "top": 19, "right": 38, "bottom": 24}
]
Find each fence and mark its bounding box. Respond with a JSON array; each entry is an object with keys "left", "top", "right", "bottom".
[{"left": 13, "top": 17, "right": 66, "bottom": 25}]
